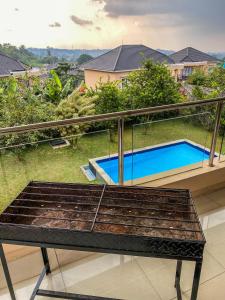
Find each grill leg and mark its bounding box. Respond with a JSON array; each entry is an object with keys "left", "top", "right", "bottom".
[
  {"left": 41, "top": 248, "right": 51, "bottom": 275},
  {"left": 0, "top": 244, "right": 16, "bottom": 300},
  {"left": 190, "top": 261, "right": 202, "bottom": 300},
  {"left": 175, "top": 260, "right": 182, "bottom": 300}
]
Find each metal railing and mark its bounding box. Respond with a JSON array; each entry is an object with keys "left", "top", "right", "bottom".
[{"left": 0, "top": 96, "right": 224, "bottom": 185}]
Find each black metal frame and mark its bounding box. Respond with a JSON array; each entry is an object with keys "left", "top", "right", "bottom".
[
  {"left": 0, "top": 242, "right": 203, "bottom": 300},
  {"left": 0, "top": 182, "right": 205, "bottom": 299}
]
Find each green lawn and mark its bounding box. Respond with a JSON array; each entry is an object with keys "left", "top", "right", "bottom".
[{"left": 0, "top": 118, "right": 224, "bottom": 212}]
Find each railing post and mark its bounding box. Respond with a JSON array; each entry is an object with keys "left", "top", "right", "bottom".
[
  {"left": 118, "top": 118, "right": 124, "bottom": 185},
  {"left": 209, "top": 101, "right": 224, "bottom": 167}
]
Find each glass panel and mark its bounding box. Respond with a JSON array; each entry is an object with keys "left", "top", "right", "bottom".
[
  {"left": 130, "top": 112, "right": 211, "bottom": 185},
  {"left": 218, "top": 129, "right": 225, "bottom": 162},
  {"left": 0, "top": 128, "right": 112, "bottom": 213}
]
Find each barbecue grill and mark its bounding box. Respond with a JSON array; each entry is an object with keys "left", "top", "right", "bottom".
[{"left": 0, "top": 181, "right": 205, "bottom": 300}]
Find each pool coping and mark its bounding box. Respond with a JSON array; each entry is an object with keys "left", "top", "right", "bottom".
[{"left": 89, "top": 139, "right": 221, "bottom": 185}]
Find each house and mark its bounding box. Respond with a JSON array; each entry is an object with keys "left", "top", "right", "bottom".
[
  {"left": 0, "top": 51, "right": 27, "bottom": 78},
  {"left": 80, "top": 44, "right": 174, "bottom": 88},
  {"left": 170, "top": 47, "right": 219, "bottom": 79}
]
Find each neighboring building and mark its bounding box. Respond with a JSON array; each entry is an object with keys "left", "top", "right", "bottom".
[
  {"left": 80, "top": 45, "right": 220, "bottom": 87},
  {"left": 80, "top": 44, "right": 174, "bottom": 88},
  {"left": 0, "top": 51, "right": 27, "bottom": 78},
  {"left": 170, "top": 47, "right": 219, "bottom": 79}
]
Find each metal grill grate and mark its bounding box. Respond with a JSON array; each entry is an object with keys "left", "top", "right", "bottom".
[{"left": 0, "top": 181, "right": 204, "bottom": 240}]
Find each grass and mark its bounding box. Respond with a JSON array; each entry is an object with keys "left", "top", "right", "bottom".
[{"left": 0, "top": 118, "right": 224, "bottom": 212}]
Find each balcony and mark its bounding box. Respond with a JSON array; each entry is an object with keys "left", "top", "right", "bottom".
[{"left": 0, "top": 97, "right": 225, "bottom": 300}]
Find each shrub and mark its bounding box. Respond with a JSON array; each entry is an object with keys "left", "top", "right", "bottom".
[{"left": 56, "top": 89, "right": 96, "bottom": 147}]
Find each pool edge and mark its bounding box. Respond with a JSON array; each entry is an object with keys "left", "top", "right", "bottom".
[{"left": 89, "top": 139, "right": 220, "bottom": 185}]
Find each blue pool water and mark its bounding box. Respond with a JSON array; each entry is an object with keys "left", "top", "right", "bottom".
[{"left": 94, "top": 141, "right": 212, "bottom": 183}]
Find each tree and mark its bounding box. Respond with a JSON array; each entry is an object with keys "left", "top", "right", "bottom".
[
  {"left": 188, "top": 65, "right": 225, "bottom": 133},
  {"left": 90, "top": 81, "right": 124, "bottom": 141},
  {"left": 55, "top": 63, "right": 71, "bottom": 75},
  {"left": 187, "top": 70, "right": 209, "bottom": 86},
  {"left": 47, "top": 46, "right": 52, "bottom": 57},
  {"left": 0, "top": 77, "right": 55, "bottom": 148},
  {"left": 123, "top": 60, "right": 181, "bottom": 111},
  {"left": 208, "top": 66, "right": 225, "bottom": 92},
  {"left": 77, "top": 54, "right": 93, "bottom": 65},
  {"left": 94, "top": 81, "right": 123, "bottom": 115},
  {"left": 41, "top": 56, "right": 58, "bottom": 64},
  {"left": 56, "top": 89, "right": 96, "bottom": 147}
]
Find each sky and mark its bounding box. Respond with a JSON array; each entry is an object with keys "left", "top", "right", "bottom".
[{"left": 0, "top": 0, "right": 224, "bottom": 51}]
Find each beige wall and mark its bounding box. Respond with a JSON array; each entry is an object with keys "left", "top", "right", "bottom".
[
  {"left": 171, "top": 62, "right": 218, "bottom": 80},
  {"left": 84, "top": 69, "right": 131, "bottom": 88},
  {"left": 84, "top": 62, "right": 218, "bottom": 88}
]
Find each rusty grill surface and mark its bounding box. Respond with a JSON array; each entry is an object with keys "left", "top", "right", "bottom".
[{"left": 0, "top": 181, "right": 205, "bottom": 260}]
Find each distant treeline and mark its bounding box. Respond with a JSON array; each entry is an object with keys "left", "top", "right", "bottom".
[
  {"left": 0, "top": 43, "right": 42, "bottom": 66},
  {"left": 28, "top": 47, "right": 109, "bottom": 62},
  {"left": 0, "top": 43, "right": 109, "bottom": 66}
]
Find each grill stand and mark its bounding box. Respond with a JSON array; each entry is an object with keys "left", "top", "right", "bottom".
[
  {"left": 0, "top": 244, "right": 16, "bottom": 300},
  {"left": 0, "top": 244, "right": 202, "bottom": 300}
]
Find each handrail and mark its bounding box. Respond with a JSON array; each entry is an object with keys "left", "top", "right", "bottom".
[
  {"left": 0, "top": 96, "right": 224, "bottom": 135},
  {"left": 0, "top": 96, "right": 224, "bottom": 185}
]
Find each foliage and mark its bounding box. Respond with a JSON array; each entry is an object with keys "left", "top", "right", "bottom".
[
  {"left": 43, "top": 70, "right": 62, "bottom": 103},
  {"left": 56, "top": 89, "right": 96, "bottom": 147},
  {"left": 188, "top": 66, "right": 225, "bottom": 133},
  {"left": 122, "top": 60, "right": 181, "bottom": 111},
  {"left": 0, "top": 77, "right": 55, "bottom": 147},
  {"left": 55, "top": 62, "right": 71, "bottom": 75},
  {"left": 0, "top": 43, "right": 42, "bottom": 66},
  {"left": 188, "top": 66, "right": 225, "bottom": 93},
  {"left": 54, "top": 63, "right": 85, "bottom": 97},
  {"left": 77, "top": 54, "right": 93, "bottom": 65},
  {"left": 93, "top": 81, "right": 124, "bottom": 114},
  {"left": 187, "top": 70, "right": 209, "bottom": 86},
  {"left": 40, "top": 56, "right": 59, "bottom": 64},
  {"left": 88, "top": 81, "right": 124, "bottom": 139},
  {"left": 43, "top": 70, "right": 82, "bottom": 103},
  {"left": 0, "top": 72, "right": 86, "bottom": 147},
  {"left": 208, "top": 66, "right": 225, "bottom": 91},
  {"left": 192, "top": 86, "right": 206, "bottom": 99},
  {"left": 190, "top": 86, "right": 221, "bottom": 132}
]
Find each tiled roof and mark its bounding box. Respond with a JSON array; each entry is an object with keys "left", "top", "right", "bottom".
[
  {"left": 0, "top": 51, "right": 26, "bottom": 76},
  {"left": 170, "top": 47, "right": 219, "bottom": 63},
  {"left": 80, "top": 44, "right": 174, "bottom": 72}
]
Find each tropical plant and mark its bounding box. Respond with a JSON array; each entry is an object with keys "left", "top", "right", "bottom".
[
  {"left": 44, "top": 70, "right": 62, "bottom": 103},
  {"left": 56, "top": 89, "right": 96, "bottom": 147}
]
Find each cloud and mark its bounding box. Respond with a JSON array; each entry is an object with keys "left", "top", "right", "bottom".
[
  {"left": 14, "top": 8, "right": 19, "bottom": 11},
  {"left": 95, "top": 0, "right": 225, "bottom": 33},
  {"left": 70, "top": 15, "right": 93, "bottom": 26},
  {"left": 49, "top": 22, "right": 61, "bottom": 28},
  {"left": 95, "top": 26, "right": 101, "bottom": 31}
]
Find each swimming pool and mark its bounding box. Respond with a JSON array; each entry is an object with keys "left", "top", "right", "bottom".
[{"left": 89, "top": 140, "right": 215, "bottom": 184}]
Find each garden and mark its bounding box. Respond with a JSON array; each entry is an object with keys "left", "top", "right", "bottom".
[{"left": 0, "top": 60, "right": 225, "bottom": 212}]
